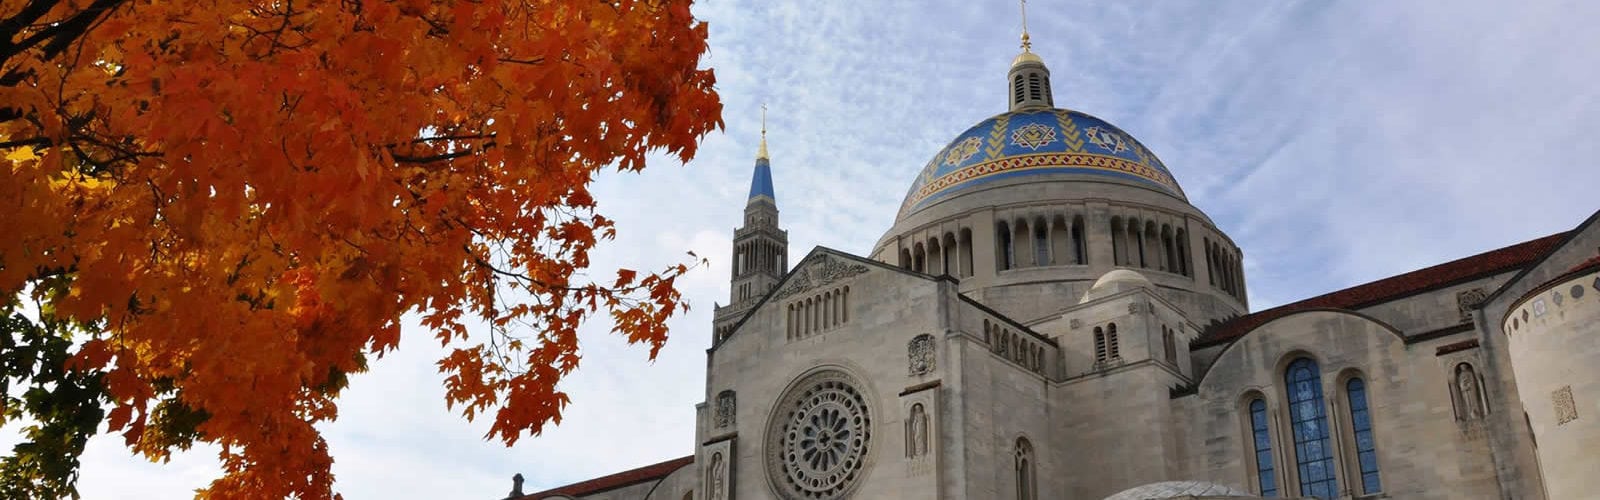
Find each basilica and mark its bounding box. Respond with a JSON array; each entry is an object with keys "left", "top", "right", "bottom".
[{"left": 512, "top": 25, "right": 1600, "bottom": 500}]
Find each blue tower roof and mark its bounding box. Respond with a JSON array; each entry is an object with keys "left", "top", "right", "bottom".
[{"left": 748, "top": 157, "right": 776, "bottom": 203}]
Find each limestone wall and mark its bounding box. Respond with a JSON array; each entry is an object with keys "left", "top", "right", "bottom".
[
  {"left": 1189, "top": 311, "right": 1503, "bottom": 499},
  {"left": 1502, "top": 266, "right": 1600, "bottom": 500}
]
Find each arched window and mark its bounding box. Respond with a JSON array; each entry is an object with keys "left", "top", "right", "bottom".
[
  {"left": 1093, "top": 327, "right": 1107, "bottom": 363},
  {"left": 959, "top": 228, "right": 975, "bottom": 277},
  {"left": 1071, "top": 216, "right": 1087, "bottom": 265},
  {"left": 1248, "top": 398, "right": 1279, "bottom": 496},
  {"left": 1110, "top": 218, "right": 1125, "bottom": 266},
  {"left": 1347, "top": 378, "right": 1381, "bottom": 495},
  {"left": 998, "top": 222, "right": 1014, "bottom": 270},
  {"left": 913, "top": 243, "right": 926, "bottom": 273},
  {"left": 1012, "top": 74, "right": 1025, "bottom": 106},
  {"left": 943, "top": 233, "right": 958, "bottom": 277},
  {"left": 1286, "top": 358, "right": 1337, "bottom": 498},
  {"left": 899, "top": 248, "right": 912, "bottom": 269},
  {"left": 1106, "top": 323, "right": 1120, "bottom": 360},
  {"left": 1033, "top": 222, "right": 1049, "bottom": 266},
  {"left": 1015, "top": 437, "right": 1037, "bottom": 500}
]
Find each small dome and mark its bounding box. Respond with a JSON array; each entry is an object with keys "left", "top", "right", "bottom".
[
  {"left": 1081, "top": 269, "right": 1154, "bottom": 303},
  {"left": 1102, "top": 481, "right": 1253, "bottom": 500},
  {"left": 896, "top": 108, "right": 1185, "bottom": 221}
]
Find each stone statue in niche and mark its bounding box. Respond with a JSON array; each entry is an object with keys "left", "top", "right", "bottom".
[
  {"left": 708, "top": 451, "right": 726, "bottom": 500},
  {"left": 906, "top": 403, "right": 929, "bottom": 458},
  {"left": 1455, "top": 364, "right": 1486, "bottom": 420},
  {"left": 714, "top": 390, "right": 736, "bottom": 428},
  {"left": 908, "top": 334, "right": 936, "bottom": 376}
]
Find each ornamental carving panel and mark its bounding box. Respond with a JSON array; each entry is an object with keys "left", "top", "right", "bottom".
[
  {"left": 766, "top": 370, "right": 873, "bottom": 500},
  {"left": 907, "top": 334, "right": 935, "bottom": 376},
  {"left": 1554, "top": 386, "right": 1579, "bottom": 425},
  {"left": 715, "top": 390, "right": 737, "bottom": 428},
  {"left": 774, "top": 255, "right": 869, "bottom": 300},
  {"left": 1456, "top": 287, "right": 1487, "bottom": 323}
]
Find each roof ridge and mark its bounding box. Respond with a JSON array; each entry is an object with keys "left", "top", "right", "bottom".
[
  {"left": 1195, "top": 231, "right": 1567, "bottom": 347},
  {"left": 520, "top": 455, "right": 694, "bottom": 499}
]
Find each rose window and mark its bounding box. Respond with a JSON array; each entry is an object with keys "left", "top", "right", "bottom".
[{"left": 767, "top": 370, "right": 872, "bottom": 499}]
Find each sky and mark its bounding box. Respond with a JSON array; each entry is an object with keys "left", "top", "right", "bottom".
[{"left": 11, "top": 1, "right": 1600, "bottom": 498}]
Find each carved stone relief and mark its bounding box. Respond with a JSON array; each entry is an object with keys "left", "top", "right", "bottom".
[
  {"left": 1554, "top": 385, "right": 1579, "bottom": 425},
  {"left": 908, "top": 334, "right": 935, "bottom": 376},
  {"left": 773, "top": 254, "right": 869, "bottom": 300},
  {"left": 1456, "top": 287, "right": 1488, "bottom": 323},
  {"left": 714, "top": 390, "right": 737, "bottom": 428}
]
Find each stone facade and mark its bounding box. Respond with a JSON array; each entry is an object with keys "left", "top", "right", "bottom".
[{"left": 516, "top": 39, "right": 1600, "bottom": 500}]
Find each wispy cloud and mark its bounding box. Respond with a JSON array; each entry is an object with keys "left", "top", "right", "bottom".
[{"left": 19, "top": 1, "right": 1599, "bottom": 498}]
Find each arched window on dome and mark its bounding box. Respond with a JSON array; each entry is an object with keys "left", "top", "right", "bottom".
[
  {"left": 997, "top": 221, "right": 1014, "bottom": 271},
  {"left": 1130, "top": 218, "right": 1146, "bottom": 268},
  {"left": 1013, "top": 219, "right": 1031, "bottom": 269},
  {"left": 1204, "top": 238, "right": 1215, "bottom": 285},
  {"left": 1071, "top": 216, "right": 1087, "bottom": 265},
  {"left": 899, "top": 248, "right": 912, "bottom": 269},
  {"left": 1110, "top": 217, "right": 1125, "bottom": 266},
  {"left": 1247, "top": 397, "right": 1279, "bottom": 496},
  {"left": 1144, "top": 221, "right": 1160, "bottom": 271},
  {"left": 943, "top": 232, "right": 958, "bottom": 277},
  {"left": 959, "top": 228, "right": 974, "bottom": 277},
  {"left": 1286, "top": 358, "right": 1338, "bottom": 498},
  {"left": 913, "top": 242, "right": 926, "bottom": 273},
  {"left": 1346, "top": 377, "right": 1382, "bottom": 495},
  {"left": 1033, "top": 220, "right": 1049, "bottom": 266},
  {"left": 1162, "top": 225, "right": 1177, "bottom": 273},
  {"left": 1175, "top": 229, "right": 1190, "bottom": 276},
  {"left": 1015, "top": 437, "right": 1037, "bottom": 500},
  {"left": 927, "top": 237, "right": 943, "bottom": 276},
  {"left": 1049, "top": 215, "right": 1069, "bottom": 266}
]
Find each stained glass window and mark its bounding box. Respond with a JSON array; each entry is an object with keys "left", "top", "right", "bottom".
[
  {"left": 1347, "top": 378, "right": 1381, "bottom": 494},
  {"left": 1286, "top": 358, "right": 1337, "bottom": 498},
  {"left": 1249, "top": 398, "right": 1278, "bottom": 496}
]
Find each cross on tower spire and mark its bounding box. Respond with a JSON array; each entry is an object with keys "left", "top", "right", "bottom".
[
  {"left": 757, "top": 104, "right": 770, "bottom": 160},
  {"left": 1019, "top": 0, "right": 1033, "bottom": 52}
]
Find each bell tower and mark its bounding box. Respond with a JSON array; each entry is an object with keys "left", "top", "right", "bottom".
[{"left": 712, "top": 109, "right": 788, "bottom": 343}]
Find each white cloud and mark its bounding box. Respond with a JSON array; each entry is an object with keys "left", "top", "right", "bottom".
[{"left": 18, "top": 1, "right": 1600, "bottom": 498}]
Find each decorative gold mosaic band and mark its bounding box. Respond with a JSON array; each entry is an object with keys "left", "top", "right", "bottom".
[{"left": 907, "top": 152, "right": 1181, "bottom": 208}]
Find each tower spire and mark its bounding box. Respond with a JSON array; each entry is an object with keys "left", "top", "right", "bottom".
[
  {"left": 757, "top": 104, "right": 770, "bottom": 160},
  {"left": 1019, "top": 0, "right": 1032, "bottom": 53}
]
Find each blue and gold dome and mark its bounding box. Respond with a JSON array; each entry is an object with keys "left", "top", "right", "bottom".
[{"left": 897, "top": 108, "right": 1186, "bottom": 219}]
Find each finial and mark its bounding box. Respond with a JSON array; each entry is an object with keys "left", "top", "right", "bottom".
[
  {"left": 1019, "top": 0, "right": 1032, "bottom": 52},
  {"left": 757, "top": 104, "right": 770, "bottom": 160}
]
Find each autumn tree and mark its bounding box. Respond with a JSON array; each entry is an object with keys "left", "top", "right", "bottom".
[{"left": 0, "top": 0, "right": 721, "bottom": 497}]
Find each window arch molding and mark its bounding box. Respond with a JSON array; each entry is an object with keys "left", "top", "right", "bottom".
[
  {"left": 1237, "top": 389, "right": 1282, "bottom": 497},
  {"left": 1013, "top": 435, "right": 1038, "bottom": 500},
  {"left": 1267, "top": 354, "right": 1344, "bottom": 496},
  {"left": 1335, "top": 368, "right": 1383, "bottom": 496}
]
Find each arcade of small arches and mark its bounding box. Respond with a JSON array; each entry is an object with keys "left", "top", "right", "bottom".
[
  {"left": 889, "top": 206, "right": 1246, "bottom": 303},
  {"left": 786, "top": 286, "right": 851, "bottom": 341},
  {"left": 983, "top": 319, "right": 1049, "bottom": 375},
  {"left": 733, "top": 237, "right": 786, "bottom": 300}
]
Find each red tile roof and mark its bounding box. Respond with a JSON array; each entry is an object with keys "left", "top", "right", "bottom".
[
  {"left": 1195, "top": 232, "right": 1568, "bottom": 347},
  {"left": 519, "top": 455, "right": 694, "bottom": 499},
  {"left": 1569, "top": 254, "right": 1600, "bottom": 273}
]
